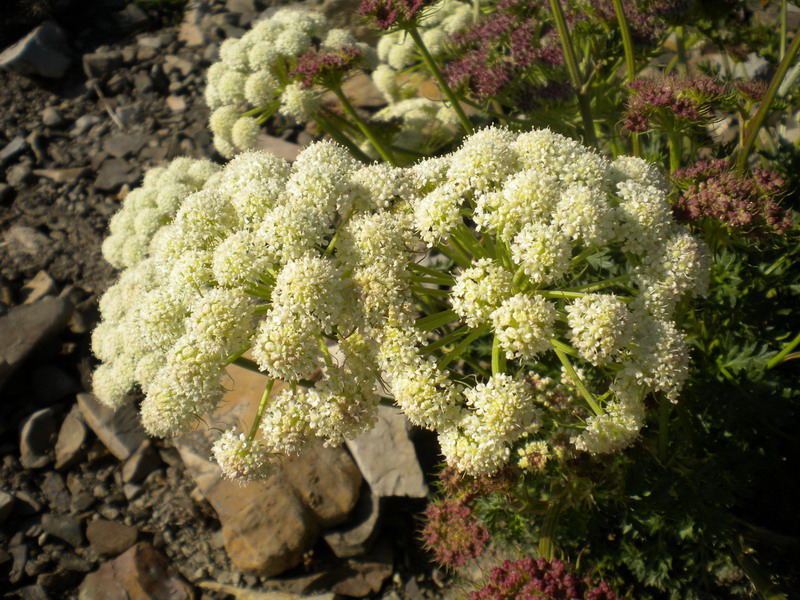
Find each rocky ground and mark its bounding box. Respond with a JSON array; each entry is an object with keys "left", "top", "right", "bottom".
[{"left": 0, "top": 1, "right": 450, "bottom": 598}]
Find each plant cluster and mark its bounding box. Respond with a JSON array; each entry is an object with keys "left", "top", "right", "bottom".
[{"left": 93, "top": 0, "right": 800, "bottom": 597}]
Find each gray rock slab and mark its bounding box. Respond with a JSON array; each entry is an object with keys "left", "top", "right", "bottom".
[
  {"left": 94, "top": 158, "right": 139, "bottom": 191},
  {"left": 3, "top": 225, "right": 50, "bottom": 256},
  {"left": 41, "top": 107, "right": 65, "bottom": 128},
  {"left": 345, "top": 405, "right": 428, "bottom": 498},
  {"left": 0, "top": 136, "right": 29, "bottom": 164},
  {"left": 21, "top": 270, "right": 56, "bottom": 304},
  {"left": 0, "top": 489, "right": 14, "bottom": 523},
  {"left": 55, "top": 405, "right": 87, "bottom": 470},
  {"left": 0, "top": 296, "right": 73, "bottom": 388},
  {"left": 42, "top": 513, "right": 83, "bottom": 547},
  {"left": 70, "top": 115, "right": 103, "bottom": 137},
  {"left": 103, "top": 133, "right": 148, "bottom": 158},
  {"left": 121, "top": 440, "right": 161, "bottom": 483},
  {"left": 20, "top": 408, "right": 56, "bottom": 469},
  {"left": 323, "top": 482, "right": 381, "bottom": 558},
  {"left": 0, "top": 21, "right": 71, "bottom": 79},
  {"left": 33, "top": 166, "right": 89, "bottom": 184},
  {"left": 76, "top": 393, "right": 147, "bottom": 461}
]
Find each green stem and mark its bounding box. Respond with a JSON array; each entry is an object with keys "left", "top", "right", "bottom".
[
  {"left": 492, "top": 333, "right": 507, "bottom": 375},
  {"left": 565, "top": 274, "right": 631, "bottom": 294},
  {"left": 420, "top": 325, "right": 470, "bottom": 355},
  {"left": 766, "top": 331, "right": 800, "bottom": 369},
  {"left": 436, "top": 242, "right": 471, "bottom": 268},
  {"left": 439, "top": 324, "right": 490, "bottom": 369},
  {"left": 612, "top": 0, "right": 640, "bottom": 156},
  {"left": 407, "top": 25, "right": 474, "bottom": 135},
  {"left": 247, "top": 379, "right": 275, "bottom": 440},
  {"left": 317, "top": 114, "right": 372, "bottom": 163},
  {"left": 736, "top": 28, "right": 800, "bottom": 172},
  {"left": 453, "top": 224, "right": 490, "bottom": 259},
  {"left": 552, "top": 345, "right": 603, "bottom": 416},
  {"left": 732, "top": 538, "right": 789, "bottom": 600},
  {"left": 548, "top": 0, "right": 597, "bottom": 147},
  {"left": 675, "top": 25, "right": 687, "bottom": 74},
  {"left": 669, "top": 131, "right": 682, "bottom": 172},
  {"left": 539, "top": 492, "right": 562, "bottom": 561},
  {"left": 780, "top": 0, "right": 788, "bottom": 61},
  {"left": 233, "top": 356, "right": 262, "bottom": 373},
  {"left": 416, "top": 309, "right": 458, "bottom": 331},
  {"left": 331, "top": 85, "right": 396, "bottom": 165}
]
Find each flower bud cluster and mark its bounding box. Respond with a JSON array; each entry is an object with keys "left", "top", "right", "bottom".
[
  {"left": 95, "top": 127, "right": 708, "bottom": 480},
  {"left": 205, "top": 9, "right": 375, "bottom": 157}
]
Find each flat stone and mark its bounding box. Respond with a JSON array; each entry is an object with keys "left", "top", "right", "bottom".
[
  {"left": 0, "top": 489, "right": 14, "bottom": 523},
  {"left": 103, "top": 133, "right": 148, "bottom": 159},
  {"left": 13, "top": 490, "right": 43, "bottom": 515},
  {"left": 21, "top": 270, "right": 56, "bottom": 304},
  {"left": 133, "top": 71, "right": 153, "bottom": 94},
  {"left": 323, "top": 483, "right": 381, "bottom": 558},
  {"left": 41, "top": 107, "right": 65, "bottom": 128},
  {"left": 42, "top": 513, "right": 83, "bottom": 548},
  {"left": 20, "top": 408, "right": 57, "bottom": 469},
  {"left": 166, "top": 95, "right": 187, "bottom": 112},
  {"left": 17, "top": 584, "right": 48, "bottom": 600},
  {"left": 70, "top": 115, "right": 103, "bottom": 137},
  {"left": 345, "top": 405, "right": 428, "bottom": 498},
  {"left": 78, "top": 542, "right": 192, "bottom": 600},
  {"left": 330, "top": 538, "right": 393, "bottom": 597},
  {"left": 0, "top": 21, "right": 71, "bottom": 79},
  {"left": 0, "top": 136, "right": 29, "bottom": 164},
  {"left": 55, "top": 405, "right": 87, "bottom": 470},
  {"left": 94, "top": 158, "right": 139, "bottom": 192},
  {"left": 33, "top": 167, "right": 89, "bottom": 184},
  {"left": 41, "top": 471, "right": 71, "bottom": 513},
  {"left": 82, "top": 51, "right": 122, "bottom": 79},
  {"left": 179, "top": 3, "right": 211, "bottom": 47},
  {"left": 0, "top": 296, "right": 73, "bottom": 389},
  {"left": 9, "top": 544, "right": 28, "bottom": 584},
  {"left": 3, "top": 225, "right": 50, "bottom": 256},
  {"left": 7, "top": 163, "right": 34, "bottom": 187},
  {"left": 111, "top": 3, "right": 150, "bottom": 33},
  {"left": 86, "top": 519, "right": 138, "bottom": 555},
  {"left": 174, "top": 363, "right": 361, "bottom": 577},
  {"left": 122, "top": 440, "right": 161, "bottom": 483},
  {"left": 322, "top": 72, "right": 385, "bottom": 109},
  {"left": 227, "top": 0, "right": 257, "bottom": 14},
  {"left": 199, "top": 581, "right": 336, "bottom": 599},
  {"left": 76, "top": 393, "right": 147, "bottom": 461},
  {"left": 137, "top": 36, "right": 164, "bottom": 50},
  {"left": 254, "top": 135, "right": 301, "bottom": 161}
]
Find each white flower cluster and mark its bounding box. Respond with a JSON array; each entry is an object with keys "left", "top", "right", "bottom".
[
  {"left": 101, "top": 157, "right": 221, "bottom": 269},
  {"left": 373, "top": 0, "right": 472, "bottom": 102},
  {"left": 205, "top": 9, "right": 375, "bottom": 157},
  {"left": 94, "top": 126, "right": 708, "bottom": 479}
]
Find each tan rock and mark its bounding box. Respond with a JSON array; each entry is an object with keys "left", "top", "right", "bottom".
[
  {"left": 77, "top": 393, "right": 147, "bottom": 461},
  {"left": 78, "top": 542, "right": 192, "bottom": 600},
  {"left": 254, "top": 135, "right": 302, "bottom": 162},
  {"left": 86, "top": 519, "right": 138, "bottom": 556},
  {"left": 174, "top": 363, "right": 362, "bottom": 577}
]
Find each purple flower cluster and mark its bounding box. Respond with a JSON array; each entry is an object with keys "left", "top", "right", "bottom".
[
  {"left": 673, "top": 159, "right": 794, "bottom": 235},
  {"left": 592, "top": 0, "right": 667, "bottom": 48},
  {"left": 470, "top": 557, "right": 619, "bottom": 600},
  {"left": 444, "top": 0, "right": 569, "bottom": 107},
  {"left": 422, "top": 497, "right": 491, "bottom": 569},
  {"left": 734, "top": 79, "right": 767, "bottom": 102},
  {"left": 624, "top": 75, "right": 728, "bottom": 132},
  {"left": 357, "top": 0, "right": 435, "bottom": 30},
  {"left": 291, "top": 46, "right": 362, "bottom": 89}
]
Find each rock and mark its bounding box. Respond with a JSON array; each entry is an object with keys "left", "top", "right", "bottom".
[
  {"left": 70, "top": 115, "right": 103, "bottom": 137},
  {"left": 133, "top": 71, "right": 154, "bottom": 94},
  {"left": 94, "top": 158, "right": 139, "bottom": 192},
  {"left": 9, "top": 544, "right": 29, "bottom": 584},
  {"left": 138, "top": 36, "right": 164, "bottom": 50},
  {"left": 174, "top": 363, "right": 361, "bottom": 576},
  {"left": 76, "top": 393, "right": 147, "bottom": 461},
  {"left": 42, "top": 514, "right": 83, "bottom": 548},
  {"left": 17, "top": 584, "right": 48, "bottom": 600},
  {"left": 0, "top": 21, "right": 71, "bottom": 79},
  {"left": 31, "top": 364, "right": 80, "bottom": 404},
  {"left": 1, "top": 136, "right": 30, "bottom": 164},
  {"left": 0, "top": 296, "right": 73, "bottom": 389},
  {"left": 13, "top": 490, "right": 43, "bottom": 515},
  {"left": 345, "top": 405, "right": 428, "bottom": 498},
  {"left": 41, "top": 107, "right": 65, "bottom": 128},
  {"left": 78, "top": 542, "right": 192, "bottom": 600},
  {"left": 7, "top": 162, "right": 34, "bottom": 187},
  {"left": 323, "top": 72, "right": 385, "bottom": 108},
  {"left": 330, "top": 538, "right": 393, "bottom": 597},
  {"left": 103, "top": 133, "right": 148, "bottom": 159},
  {"left": 164, "top": 55, "right": 193, "bottom": 77},
  {"left": 33, "top": 167, "right": 89, "bottom": 184},
  {"left": 254, "top": 135, "right": 302, "bottom": 161},
  {"left": 111, "top": 4, "right": 150, "bottom": 33},
  {"left": 323, "top": 483, "right": 381, "bottom": 558},
  {"left": 227, "top": 0, "right": 257, "bottom": 13},
  {"left": 167, "top": 95, "right": 188, "bottom": 112},
  {"left": 82, "top": 51, "right": 122, "bottom": 79},
  {"left": 3, "top": 225, "right": 50, "bottom": 255},
  {"left": 41, "top": 471, "right": 71, "bottom": 513},
  {"left": 0, "top": 489, "right": 14, "bottom": 523},
  {"left": 199, "top": 582, "right": 335, "bottom": 600},
  {"left": 20, "top": 408, "right": 57, "bottom": 469},
  {"left": 122, "top": 440, "right": 161, "bottom": 483},
  {"left": 21, "top": 270, "right": 57, "bottom": 304},
  {"left": 86, "top": 519, "right": 138, "bottom": 555},
  {"left": 179, "top": 2, "right": 211, "bottom": 47}
]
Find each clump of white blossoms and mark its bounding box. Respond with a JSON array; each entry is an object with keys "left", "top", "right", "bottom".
[
  {"left": 205, "top": 9, "right": 376, "bottom": 158},
  {"left": 93, "top": 126, "right": 708, "bottom": 481}
]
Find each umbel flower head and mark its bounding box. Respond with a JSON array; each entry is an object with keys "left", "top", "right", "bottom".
[
  {"left": 205, "top": 9, "right": 376, "bottom": 157},
  {"left": 94, "top": 127, "right": 707, "bottom": 481}
]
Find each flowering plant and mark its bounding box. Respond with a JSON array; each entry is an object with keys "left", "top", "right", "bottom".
[{"left": 92, "top": 0, "right": 800, "bottom": 597}]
